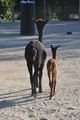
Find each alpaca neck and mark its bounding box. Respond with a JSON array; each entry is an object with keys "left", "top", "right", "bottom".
[{"left": 39, "top": 31, "right": 43, "bottom": 42}]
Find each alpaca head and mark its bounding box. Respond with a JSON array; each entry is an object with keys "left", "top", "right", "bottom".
[
  {"left": 51, "top": 45, "right": 60, "bottom": 59},
  {"left": 33, "top": 19, "right": 48, "bottom": 42},
  {"left": 33, "top": 19, "right": 48, "bottom": 30}
]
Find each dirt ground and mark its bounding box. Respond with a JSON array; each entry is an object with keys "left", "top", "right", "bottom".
[{"left": 0, "top": 21, "right": 80, "bottom": 120}]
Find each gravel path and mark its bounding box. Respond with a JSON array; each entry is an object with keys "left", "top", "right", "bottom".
[{"left": 0, "top": 21, "right": 80, "bottom": 120}]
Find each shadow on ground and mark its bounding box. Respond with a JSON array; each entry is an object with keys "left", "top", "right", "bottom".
[{"left": 0, "top": 88, "right": 49, "bottom": 109}]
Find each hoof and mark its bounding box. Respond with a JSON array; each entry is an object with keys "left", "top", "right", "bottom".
[
  {"left": 52, "top": 92, "right": 55, "bottom": 96},
  {"left": 39, "top": 90, "right": 42, "bottom": 93},
  {"left": 31, "top": 91, "right": 37, "bottom": 96},
  {"left": 33, "top": 93, "right": 37, "bottom": 98},
  {"left": 49, "top": 96, "right": 52, "bottom": 100},
  {"left": 31, "top": 93, "right": 34, "bottom": 96}
]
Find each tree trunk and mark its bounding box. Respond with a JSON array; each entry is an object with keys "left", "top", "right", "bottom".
[
  {"left": 43, "top": 0, "right": 46, "bottom": 19},
  {"left": 79, "top": 0, "right": 80, "bottom": 17}
]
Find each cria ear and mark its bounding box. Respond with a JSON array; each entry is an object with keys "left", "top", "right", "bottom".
[
  {"left": 51, "top": 45, "right": 60, "bottom": 50},
  {"left": 56, "top": 45, "right": 60, "bottom": 49},
  {"left": 50, "top": 45, "right": 53, "bottom": 50}
]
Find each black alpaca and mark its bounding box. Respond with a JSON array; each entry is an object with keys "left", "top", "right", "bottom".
[
  {"left": 25, "top": 41, "right": 47, "bottom": 96},
  {"left": 25, "top": 19, "right": 48, "bottom": 96}
]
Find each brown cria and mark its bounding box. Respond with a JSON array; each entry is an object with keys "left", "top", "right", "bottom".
[{"left": 47, "top": 45, "right": 60, "bottom": 100}]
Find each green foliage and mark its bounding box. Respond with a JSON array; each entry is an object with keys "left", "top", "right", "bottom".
[
  {"left": 36, "top": 0, "right": 78, "bottom": 20},
  {"left": 0, "top": 0, "right": 79, "bottom": 21},
  {"left": 0, "top": 0, "right": 14, "bottom": 22},
  {"left": 4, "top": 8, "right": 12, "bottom": 22}
]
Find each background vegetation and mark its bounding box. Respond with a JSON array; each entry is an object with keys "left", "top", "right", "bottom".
[{"left": 0, "top": 0, "right": 79, "bottom": 22}]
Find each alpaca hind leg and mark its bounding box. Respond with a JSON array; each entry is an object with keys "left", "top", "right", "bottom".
[
  {"left": 38, "top": 53, "right": 46, "bottom": 93},
  {"left": 38, "top": 70, "right": 43, "bottom": 93},
  {"left": 38, "top": 63, "right": 45, "bottom": 93},
  {"left": 33, "top": 64, "right": 39, "bottom": 95},
  {"left": 27, "top": 61, "right": 33, "bottom": 96}
]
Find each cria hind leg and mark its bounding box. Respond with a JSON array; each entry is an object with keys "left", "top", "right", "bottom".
[
  {"left": 48, "top": 72, "right": 53, "bottom": 100},
  {"left": 49, "top": 81, "right": 53, "bottom": 100},
  {"left": 53, "top": 79, "right": 56, "bottom": 96},
  {"left": 50, "top": 80, "right": 56, "bottom": 99}
]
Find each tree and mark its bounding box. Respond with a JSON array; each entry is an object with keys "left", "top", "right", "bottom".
[{"left": 0, "top": 0, "right": 79, "bottom": 21}]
